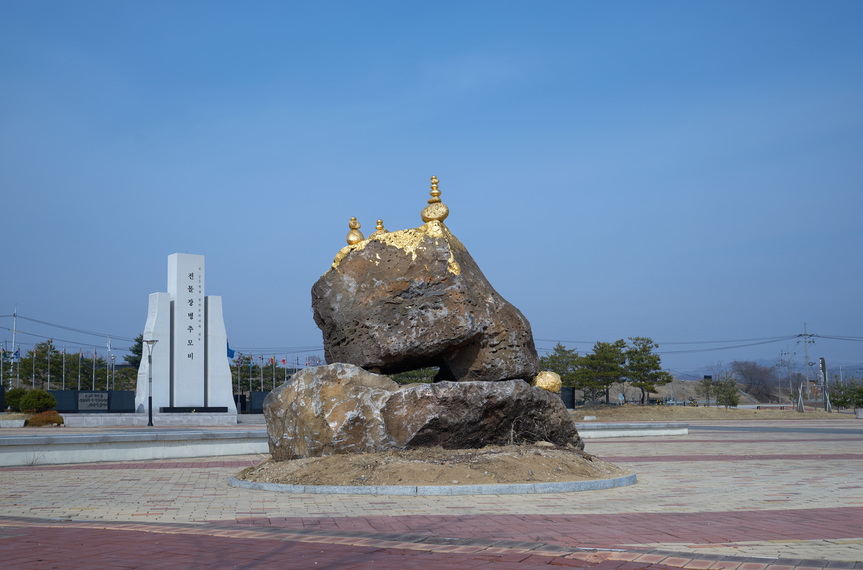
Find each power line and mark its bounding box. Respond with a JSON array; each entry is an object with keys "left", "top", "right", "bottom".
[
  {"left": 232, "top": 346, "right": 323, "bottom": 354},
  {"left": 14, "top": 315, "right": 137, "bottom": 343},
  {"left": 0, "top": 327, "right": 133, "bottom": 352}
]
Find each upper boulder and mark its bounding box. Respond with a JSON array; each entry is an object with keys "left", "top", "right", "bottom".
[{"left": 311, "top": 177, "right": 539, "bottom": 382}]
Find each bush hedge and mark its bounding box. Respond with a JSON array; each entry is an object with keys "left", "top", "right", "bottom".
[
  {"left": 25, "top": 410, "right": 64, "bottom": 427},
  {"left": 4, "top": 387, "right": 27, "bottom": 412},
  {"left": 19, "top": 389, "right": 57, "bottom": 413}
]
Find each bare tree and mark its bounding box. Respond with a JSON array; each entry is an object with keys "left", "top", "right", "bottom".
[{"left": 732, "top": 360, "right": 777, "bottom": 403}]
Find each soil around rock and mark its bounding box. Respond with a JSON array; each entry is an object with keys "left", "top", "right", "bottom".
[{"left": 236, "top": 443, "right": 629, "bottom": 487}]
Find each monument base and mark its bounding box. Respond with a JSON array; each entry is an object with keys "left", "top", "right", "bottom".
[
  {"left": 63, "top": 412, "right": 238, "bottom": 427},
  {"left": 159, "top": 407, "right": 229, "bottom": 413}
]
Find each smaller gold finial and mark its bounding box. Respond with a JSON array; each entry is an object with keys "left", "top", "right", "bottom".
[
  {"left": 346, "top": 216, "right": 365, "bottom": 245},
  {"left": 369, "top": 219, "right": 389, "bottom": 239},
  {"left": 421, "top": 175, "right": 449, "bottom": 223}
]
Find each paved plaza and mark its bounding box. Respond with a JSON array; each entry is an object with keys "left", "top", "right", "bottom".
[{"left": 1, "top": 419, "right": 861, "bottom": 568}]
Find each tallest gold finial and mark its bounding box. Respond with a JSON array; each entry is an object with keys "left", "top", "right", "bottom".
[
  {"left": 421, "top": 175, "right": 449, "bottom": 222},
  {"left": 428, "top": 176, "right": 441, "bottom": 203}
]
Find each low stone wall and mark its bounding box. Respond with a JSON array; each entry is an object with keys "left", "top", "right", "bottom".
[
  {"left": 574, "top": 422, "right": 688, "bottom": 439},
  {"left": 0, "top": 428, "right": 267, "bottom": 467},
  {"left": 63, "top": 412, "right": 238, "bottom": 427},
  {"left": 0, "top": 419, "right": 26, "bottom": 428}
]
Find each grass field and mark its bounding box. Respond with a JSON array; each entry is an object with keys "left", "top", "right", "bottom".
[{"left": 571, "top": 403, "right": 854, "bottom": 422}]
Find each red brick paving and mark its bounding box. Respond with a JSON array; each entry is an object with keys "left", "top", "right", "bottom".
[{"left": 2, "top": 420, "right": 862, "bottom": 568}]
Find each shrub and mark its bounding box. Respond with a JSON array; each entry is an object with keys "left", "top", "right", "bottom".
[
  {"left": 830, "top": 379, "right": 863, "bottom": 409},
  {"left": 25, "top": 410, "right": 64, "bottom": 427},
  {"left": 5, "top": 387, "right": 27, "bottom": 412},
  {"left": 19, "top": 389, "right": 57, "bottom": 413}
]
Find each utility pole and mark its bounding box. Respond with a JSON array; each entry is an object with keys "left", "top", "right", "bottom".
[
  {"left": 776, "top": 354, "right": 782, "bottom": 404},
  {"left": 10, "top": 306, "right": 17, "bottom": 389},
  {"left": 821, "top": 357, "right": 831, "bottom": 413},
  {"left": 800, "top": 323, "right": 814, "bottom": 400}
]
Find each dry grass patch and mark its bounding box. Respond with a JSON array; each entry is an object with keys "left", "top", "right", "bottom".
[{"left": 572, "top": 404, "right": 852, "bottom": 422}]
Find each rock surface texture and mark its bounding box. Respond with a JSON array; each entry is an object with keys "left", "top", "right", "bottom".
[
  {"left": 263, "top": 363, "right": 398, "bottom": 461},
  {"left": 264, "top": 364, "right": 583, "bottom": 460},
  {"left": 311, "top": 220, "right": 539, "bottom": 382}
]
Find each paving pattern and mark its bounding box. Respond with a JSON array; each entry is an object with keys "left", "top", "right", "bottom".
[{"left": 1, "top": 418, "right": 862, "bottom": 568}]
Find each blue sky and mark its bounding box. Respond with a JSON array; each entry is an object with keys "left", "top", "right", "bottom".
[{"left": 1, "top": 1, "right": 861, "bottom": 379}]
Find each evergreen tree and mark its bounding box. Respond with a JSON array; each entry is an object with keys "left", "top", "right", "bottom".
[
  {"left": 538, "top": 343, "right": 580, "bottom": 387},
  {"left": 626, "top": 336, "right": 673, "bottom": 404},
  {"left": 579, "top": 339, "right": 627, "bottom": 406},
  {"left": 715, "top": 372, "right": 740, "bottom": 408},
  {"left": 124, "top": 334, "right": 144, "bottom": 369}
]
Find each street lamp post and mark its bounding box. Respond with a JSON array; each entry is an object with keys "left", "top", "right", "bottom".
[{"left": 143, "top": 339, "right": 158, "bottom": 427}]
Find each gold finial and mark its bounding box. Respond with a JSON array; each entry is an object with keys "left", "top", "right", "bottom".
[
  {"left": 346, "top": 216, "right": 365, "bottom": 245},
  {"left": 369, "top": 219, "right": 389, "bottom": 239},
  {"left": 428, "top": 176, "right": 441, "bottom": 203},
  {"left": 421, "top": 175, "right": 449, "bottom": 223}
]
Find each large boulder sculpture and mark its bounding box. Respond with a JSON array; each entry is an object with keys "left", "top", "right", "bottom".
[
  {"left": 264, "top": 363, "right": 582, "bottom": 460},
  {"left": 265, "top": 177, "right": 582, "bottom": 464},
  {"left": 312, "top": 177, "right": 539, "bottom": 382}
]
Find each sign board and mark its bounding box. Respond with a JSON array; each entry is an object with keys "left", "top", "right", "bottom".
[{"left": 78, "top": 392, "right": 109, "bottom": 411}]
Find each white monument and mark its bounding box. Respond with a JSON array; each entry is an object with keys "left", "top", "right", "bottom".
[{"left": 135, "top": 254, "right": 237, "bottom": 422}]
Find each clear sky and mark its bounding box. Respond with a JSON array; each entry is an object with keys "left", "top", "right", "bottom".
[{"left": 1, "top": 1, "right": 861, "bottom": 379}]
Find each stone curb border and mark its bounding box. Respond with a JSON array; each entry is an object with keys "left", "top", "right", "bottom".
[{"left": 228, "top": 472, "right": 637, "bottom": 496}]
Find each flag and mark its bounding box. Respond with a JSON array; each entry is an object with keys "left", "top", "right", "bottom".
[
  {"left": 281, "top": 358, "right": 286, "bottom": 365},
  {"left": 14, "top": 347, "right": 20, "bottom": 362},
  {"left": 227, "top": 341, "right": 235, "bottom": 359}
]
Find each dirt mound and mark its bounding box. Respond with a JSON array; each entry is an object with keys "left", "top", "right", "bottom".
[{"left": 236, "top": 444, "right": 629, "bottom": 487}]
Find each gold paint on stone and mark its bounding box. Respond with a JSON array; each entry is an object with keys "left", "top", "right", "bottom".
[
  {"left": 532, "top": 371, "right": 562, "bottom": 394},
  {"left": 329, "top": 177, "right": 463, "bottom": 273},
  {"left": 331, "top": 219, "right": 465, "bottom": 275},
  {"left": 346, "top": 217, "right": 365, "bottom": 245}
]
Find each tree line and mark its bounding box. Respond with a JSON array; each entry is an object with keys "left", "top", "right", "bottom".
[
  {"left": 1, "top": 339, "right": 137, "bottom": 391},
  {"left": 539, "top": 336, "right": 673, "bottom": 406}
]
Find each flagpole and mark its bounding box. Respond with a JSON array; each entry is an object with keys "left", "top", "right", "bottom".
[
  {"left": 62, "top": 346, "right": 66, "bottom": 390},
  {"left": 272, "top": 354, "right": 275, "bottom": 391},
  {"left": 32, "top": 348, "right": 35, "bottom": 388},
  {"left": 78, "top": 347, "right": 82, "bottom": 391},
  {"left": 106, "top": 335, "right": 111, "bottom": 392},
  {"left": 10, "top": 306, "right": 17, "bottom": 387},
  {"left": 92, "top": 347, "right": 96, "bottom": 391},
  {"left": 47, "top": 345, "right": 50, "bottom": 390}
]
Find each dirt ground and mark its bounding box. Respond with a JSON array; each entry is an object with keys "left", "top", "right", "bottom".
[{"left": 237, "top": 443, "right": 629, "bottom": 487}]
